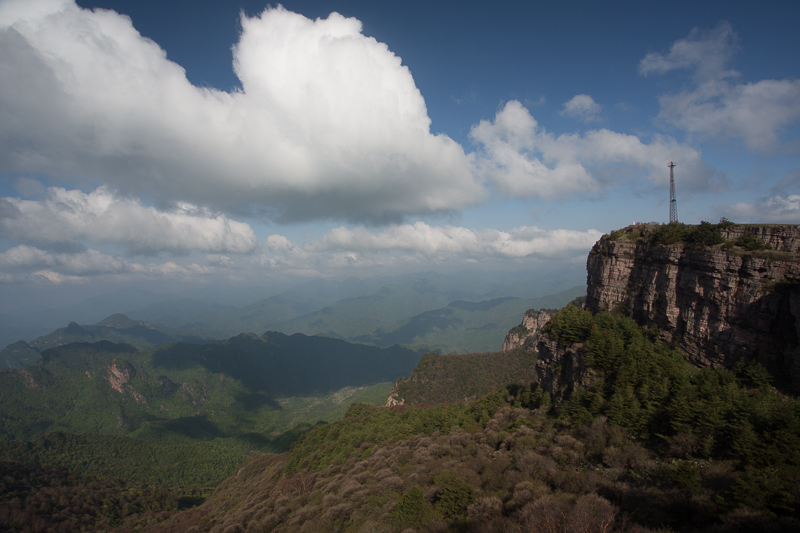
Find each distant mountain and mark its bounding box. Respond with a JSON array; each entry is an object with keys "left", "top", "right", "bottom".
[
  {"left": 267, "top": 282, "right": 455, "bottom": 339},
  {"left": 146, "top": 295, "right": 316, "bottom": 337},
  {"left": 354, "top": 286, "right": 586, "bottom": 353},
  {"left": 0, "top": 334, "right": 419, "bottom": 443},
  {"left": 0, "top": 340, "right": 40, "bottom": 369},
  {"left": 124, "top": 268, "right": 585, "bottom": 341},
  {"left": 0, "top": 314, "right": 220, "bottom": 369}
]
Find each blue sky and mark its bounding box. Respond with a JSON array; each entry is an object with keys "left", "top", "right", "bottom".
[{"left": 1, "top": 0, "right": 799, "bottom": 308}]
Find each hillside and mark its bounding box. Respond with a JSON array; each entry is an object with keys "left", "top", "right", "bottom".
[
  {"left": 135, "top": 310, "right": 800, "bottom": 532},
  {"left": 85, "top": 223, "right": 798, "bottom": 533},
  {"left": 0, "top": 334, "right": 418, "bottom": 443},
  {"left": 0, "top": 330, "right": 414, "bottom": 503}
]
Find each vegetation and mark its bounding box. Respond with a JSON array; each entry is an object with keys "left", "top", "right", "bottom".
[
  {"left": 0, "top": 333, "right": 404, "bottom": 524},
  {"left": 136, "top": 307, "right": 800, "bottom": 532},
  {"left": 389, "top": 349, "right": 538, "bottom": 406},
  {"left": 734, "top": 232, "right": 773, "bottom": 251},
  {"left": 602, "top": 220, "right": 783, "bottom": 255},
  {"left": 0, "top": 460, "right": 198, "bottom": 532},
  {"left": 0, "top": 334, "right": 416, "bottom": 443},
  {"left": 0, "top": 432, "right": 261, "bottom": 488}
]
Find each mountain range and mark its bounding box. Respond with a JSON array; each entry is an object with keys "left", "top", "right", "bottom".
[
  {"left": 0, "top": 267, "right": 585, "bottom": 352},
  {"left": 2, "top": 283, "right": 585, "bottom": 369}
]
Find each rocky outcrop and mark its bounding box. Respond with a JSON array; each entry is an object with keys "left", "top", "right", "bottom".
[
  {"left": 107, "top": 358, "right": 136, "bottom": 393},
  {"left": 585, "top": 224, "right": 800, "bottom": 390},
  {"left": 501, "top": 309, "right": 553, "bottom": 352},
  {"left": 719, "top": 224, "right": 800, "bottom": 252},
  {"left": 498, "top": 307, "right": 598, "bottom": 405}
]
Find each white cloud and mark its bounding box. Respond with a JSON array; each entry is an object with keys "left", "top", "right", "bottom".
[
  {"left": 470, "top": 101, "right": 711, "bottom": 199},
  {"left": 0, "top": 186, "right": 258, "bottom": 254},
  {"left": 639, "top": 22, "right": 739, "bottom": 82},
  {"left": 640, "top": 22, "right": 800, "bottom": 153},
  {"left": 0, "top": 220, "right": 602, "bottom": 285},
  {"left": 0, "top": 1, "right": 485, "bottom": 223},
  {"left": 0, "top": 245, "right": 132, "bottom": 277},
  {"left": 721, "top": 195, "right": 800, "bottom": 223},
  {"left": 0, "top": 244, "right": 224, "bottom": 283},
  {"left": 305, "top": 222, "right": 603, "bottom": 260},
  {"left": 561, "top": 94, "right": 601, "bottom": 122}
]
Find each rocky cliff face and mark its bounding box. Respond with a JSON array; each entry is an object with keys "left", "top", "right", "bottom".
[
  {"left": 585, "top": 224, "right": 800, "bottom": 390},
  {"left": 501, "top": 309, "right": 553, "bottom": 352},
  {"left": 500, "top": 307, "right": 598, "bottom": 405}
]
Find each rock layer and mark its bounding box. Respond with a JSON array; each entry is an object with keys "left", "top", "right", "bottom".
[{"left": 585, "top": 224, "right": 800, "bottom": 390}]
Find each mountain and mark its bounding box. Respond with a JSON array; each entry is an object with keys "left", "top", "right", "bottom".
[
  {"left": 131, "top": 225, "right": 800, "bottom": 532},
  {"left": 267, "top": 282, "right": 456, "bottom": 340},
  {"left": 139, "top": 295, "right": 316, "bottom": 338},
  {"left": 126, "top": 268, "right": 585, "bottom": 341},
  {"left": 586, "top": 222, "right": 800, "bottom": 391},
  {"left": 0, "top": 340, "right": 40, "bottom": 369},
  {"left": 0, "top": 313, "right": 221, "bottom": 369},
  {"left": 0, "top": 333, "right": 419, "bottom": 443},
  {"left": 355, "top": 286, "right": 585, "bottom": 353}
]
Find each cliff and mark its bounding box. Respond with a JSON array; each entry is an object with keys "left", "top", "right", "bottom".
[
  {"left": 585, "top": 223, "right": 800, "bottom": 390},
  {"left": 500, "top": 308, "right": 554, "bottom": 352}
]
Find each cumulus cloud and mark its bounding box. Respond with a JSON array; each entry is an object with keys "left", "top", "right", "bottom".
[
  {"left": 0, "top": 244, "right": 222, "bottom": 283},
  {"left": 720, "top": 195, "right": 800, "bottom": 223},
  {"left": 0, "top": 186, "right": 258, "bottom": 254},
  {"left": 640, "top": 22, "right": 800, "bottom": 153},
  {"left": 561, "top": 94, "right": 601, "bottom": 122},
  {"left": 305, "top": 222, "right": 603, "bottom": 260},
  {"left": 470, "top": 100, "right": 711, "bottom": 199},
  {"left": 0, "top": 0, "right": 484, "bottom": 223},
  {"left": 0, "top": 245, "right": 134, "bottom": 279}
]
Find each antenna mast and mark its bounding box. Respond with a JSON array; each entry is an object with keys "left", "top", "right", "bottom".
[{"left": 668, "top": 162, "right": 678, "bottom": 223}]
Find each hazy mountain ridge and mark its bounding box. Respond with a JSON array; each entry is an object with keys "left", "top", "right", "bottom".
[
  {"left": 2, "top": 269, "right": 585, "bottom": 367},
  {"left": 1, "top": 314, "right": 221, "bottom": 369},
  {"left": 356, "top": 286, "right": 586, "bottom": 353}
]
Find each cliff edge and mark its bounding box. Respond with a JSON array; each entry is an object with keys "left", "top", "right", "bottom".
[{"left": 585, "top": 223, "right": 800, "bottom": 390}]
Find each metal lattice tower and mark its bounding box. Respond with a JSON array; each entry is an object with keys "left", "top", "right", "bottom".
[{"left": 668, "top": 162, "right": 678, "bottom": 223}]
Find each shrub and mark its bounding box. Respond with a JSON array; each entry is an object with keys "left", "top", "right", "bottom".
[
  {"left": 391, "top": 486, "right": 424, "bottom": 525},
  {"left": 718, "top": 217, "right": 734, "bottom": 228},
  {"left": 735, "top": 233, "right": 771, "bottom": 251},
  {"left": 434, "top": 474, "right": 476, "bottom": 519},
  {"left": 685, "top": 221, "right": 725, "bottom": 246},
  {"left": 650, "top": 222, "right": 687, "bottom": 245},
  {"left": 544, "top": 305, "right": 593, "bottom": 345}
]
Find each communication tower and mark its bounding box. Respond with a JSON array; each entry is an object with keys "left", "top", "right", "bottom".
[{"left": 668, "top": 162, "right": 678, "bottom": 223}]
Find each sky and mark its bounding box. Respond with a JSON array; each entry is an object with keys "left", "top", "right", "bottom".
[{"left": 1, "top": 0, "right": 799, "bottom": 311}]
